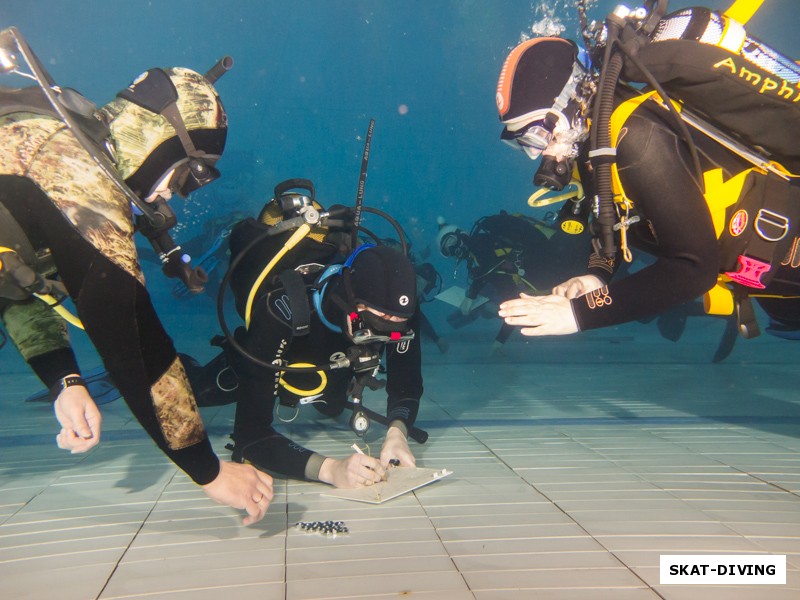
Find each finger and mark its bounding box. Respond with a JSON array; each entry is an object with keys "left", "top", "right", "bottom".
[
  {"left": 255, "top": 470, "right": 274, "bottom": 490},
  {"left": 363, "top": 465, "right": 385, "bottom": 483},
  {"left": 564, "top": 283, "right": 582, "bottom": 299},
  {"left": 73, "top": 416, "right": 94, "bottom": 440},
  {"left": 520, "top": 326, "right": 548, "bottom": 337},
  {"left": 242, "top": 507, "right": 265, "bottom": 526},
  {"left": 87, "top": 410, "right": 103, "bottom": 439},
  {"left": 242, "top": 498, "right": 263, "bottom": 526},
  {"left": 57, "top": 429, "right": 79, "bottom": 450},
  {"left": 258, "top": 483, "right": 274, "bottom": 503},
  {"left": 68, "top": 432, "right": 99, "bottom": 452}
]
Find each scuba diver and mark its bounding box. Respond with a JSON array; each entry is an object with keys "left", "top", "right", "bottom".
[
  {"left": 381, "top": 236, "right": 448, "bottom": 354},
  {"left": 495, "top": 1, "right": 800, "bottom": 353},
  {"left": 0, "top": 28, "right": 273, "bottom": 524},
  {"left": 437, "top": 210, "right": 590, "bottom": 352},
  {"left": 186, "top": 177, "right": 426, "bottom": 489}
]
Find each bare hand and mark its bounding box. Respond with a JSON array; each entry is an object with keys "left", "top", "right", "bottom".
[
  {"left": 380, "top": 426, "right": 415, "bottom": 468},
  {"left": 201, "top": 460, "right": 274, "bottom": 526},
  {"left": 319, "top": 454, "right": 385, "bottom": 488},
  {"left": 53, "top": 383, "right": 102, "bottom": 454},
  {"left": 553, "top": 275, "right": 604, "bottom": 299},
  {"left": 499, "top": 293, "right": 579, "bottom": 336}
]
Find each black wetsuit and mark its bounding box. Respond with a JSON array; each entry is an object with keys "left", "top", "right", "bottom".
[
  {"left": 572, "top": 98, "right": 800, "bottom": 331},
  {"left": 221, "top": 218, "right": 423, "bottom": 481}
]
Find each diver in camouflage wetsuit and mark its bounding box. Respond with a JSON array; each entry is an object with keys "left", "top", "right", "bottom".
[{"left": 0, "top": 38, "right": 273, "bottom": 524}]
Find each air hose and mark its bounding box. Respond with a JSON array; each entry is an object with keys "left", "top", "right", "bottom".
[{"left": 591, "top": 31, "right": 624, "bottom": 259}]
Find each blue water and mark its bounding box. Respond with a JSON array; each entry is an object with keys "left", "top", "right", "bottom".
[{"left": 2, "top": 0, "right": 800, "bottom": 370}]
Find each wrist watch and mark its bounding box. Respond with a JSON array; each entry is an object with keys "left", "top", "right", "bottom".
[{"left": 49, "top": 375, "right": 87, "bottom": 400}]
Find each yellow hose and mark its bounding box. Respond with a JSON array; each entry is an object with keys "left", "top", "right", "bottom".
[
  {"left": 34, "top": 293, "right": 84, "bottom": 329},
  {"left": 244, "top": 223, "right": 311, "bottom": 329},
  {"left": 527, "top": 180, "right": 584, "bottom": 208},
  {"left": 279, "top": 362, "right": 327, "bottom": 396}
]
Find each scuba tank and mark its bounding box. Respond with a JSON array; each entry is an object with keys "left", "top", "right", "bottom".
[{"left": 584, "top": 0, "right": 800, "bottom": 259}]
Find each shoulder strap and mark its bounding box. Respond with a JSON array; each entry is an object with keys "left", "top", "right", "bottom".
[{"left": 277, "top": 269, "right": 311, "bottom": 337}]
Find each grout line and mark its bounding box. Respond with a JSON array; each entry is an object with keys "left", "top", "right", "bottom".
[
  {"left": 427, "top": 395, "right": 666, "bottom": 598},
  {"left": 411, "top": 487, "right": 477, "bottom": 599},
  {"left": 94, "top": 470, "right": 177, "bottom": 600},
  {"left": 282, "top": 479, "right": 289, "bottom": 600}
]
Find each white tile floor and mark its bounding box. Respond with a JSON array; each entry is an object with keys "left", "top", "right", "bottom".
[{"left": 1, "top": 314, "right": 799, "bottom": 599}]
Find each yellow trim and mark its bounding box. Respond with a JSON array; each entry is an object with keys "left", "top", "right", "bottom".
[
  {"left": 279, "top": 362, "right": 327, "bottom": 396},
  {"left": 703, "top": 168, "right": 753, "bottom": 237},
  {"left": 244, "top": 223, "right": 311, "bottom": 329},
  {"left": 609, "top": 91, "right": 684, "bottom": 208},
  {"left": 0, "top": 246, "right": 84, "bottom": 329},
  {"left": 34, "top": 294, "right": 85, "bottom": 329},
  {"left": 723, "top": 0, "right": 764, "bottom": 25}
]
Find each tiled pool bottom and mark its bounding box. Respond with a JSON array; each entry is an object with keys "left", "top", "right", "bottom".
[{"left": 1, "top": 328, "right": 799, "bottom": 599}]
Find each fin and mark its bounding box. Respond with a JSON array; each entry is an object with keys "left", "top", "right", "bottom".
[
  {"left": 25, "top": 365, "right": 120, "bottom": 404},
  {"left": 765, "top": 320, "right": 800, "bottom": 341},
  {"left": 712, "top": 317, "right": 739, "bottom": 363},
  {"left": 656, "top": 308, "right": 688, "bottom": 342}
]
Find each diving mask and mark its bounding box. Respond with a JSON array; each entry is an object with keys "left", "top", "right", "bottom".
[
  {"left": 171, "top": 155, "right": 221, "bottom": 197},
  {"left": 501, "top": 109, "right": 570, "bottom": 160},
  {"left": 345, "top": 309, "right": 414, "bottom": 346},
  {"left": 439, "top": 231, "right": 468, "bottom": 260}
]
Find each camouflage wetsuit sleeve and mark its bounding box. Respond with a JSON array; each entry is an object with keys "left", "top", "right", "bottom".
[
  {"left": 0, "top": 298, "right": 81, "bottom": 387},
  {"left": 0, "top": 112, "right": 219, "bottom": 484}
]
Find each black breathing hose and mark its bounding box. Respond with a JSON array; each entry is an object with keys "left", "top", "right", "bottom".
[{"left": 592, "top": 34, "right": 624, "bottom": 259}]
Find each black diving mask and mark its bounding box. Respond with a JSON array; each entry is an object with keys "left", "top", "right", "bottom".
[
  {"left": 171, "top": 156, "right": 221, "bottom": 197},
  {"left": 345, "top": 310, "right": 415, "bottom": 346}
]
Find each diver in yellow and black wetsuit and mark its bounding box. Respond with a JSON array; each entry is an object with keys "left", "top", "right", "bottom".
[
  {"left": 0, "top": 29, "right": 272, "bottom": 524},
  {"left": 493, "top": 3, "right": 800, "bottom": 346}
]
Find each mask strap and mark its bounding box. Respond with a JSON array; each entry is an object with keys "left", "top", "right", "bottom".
[
  {"left": 117, "top": 68, "right": 206, "bottom": 163},
  {"left": 343, "top": 242, "right": 376, "bottom": 268}
]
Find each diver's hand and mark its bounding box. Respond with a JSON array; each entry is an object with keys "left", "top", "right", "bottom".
[
  {"left": 553, "top": 275, "right": 604, "bottom": 299},
  {"left": 499, "top": 293, "right": 579, "bottom": 336},
  {"left": 53, "top": 384, "right": 102, "bottom": 454},
  {"left": 380, "top": 426, "right": 416, "bottom": 468},
  {"left": 319, "top": 454, "right": 385, "bottom": 488},
  {"left": 201, "top": 460, "right": 274, "bottom": 526},
  {"left": 460, "top": 296, "right": 473, "bottom": 316}
]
